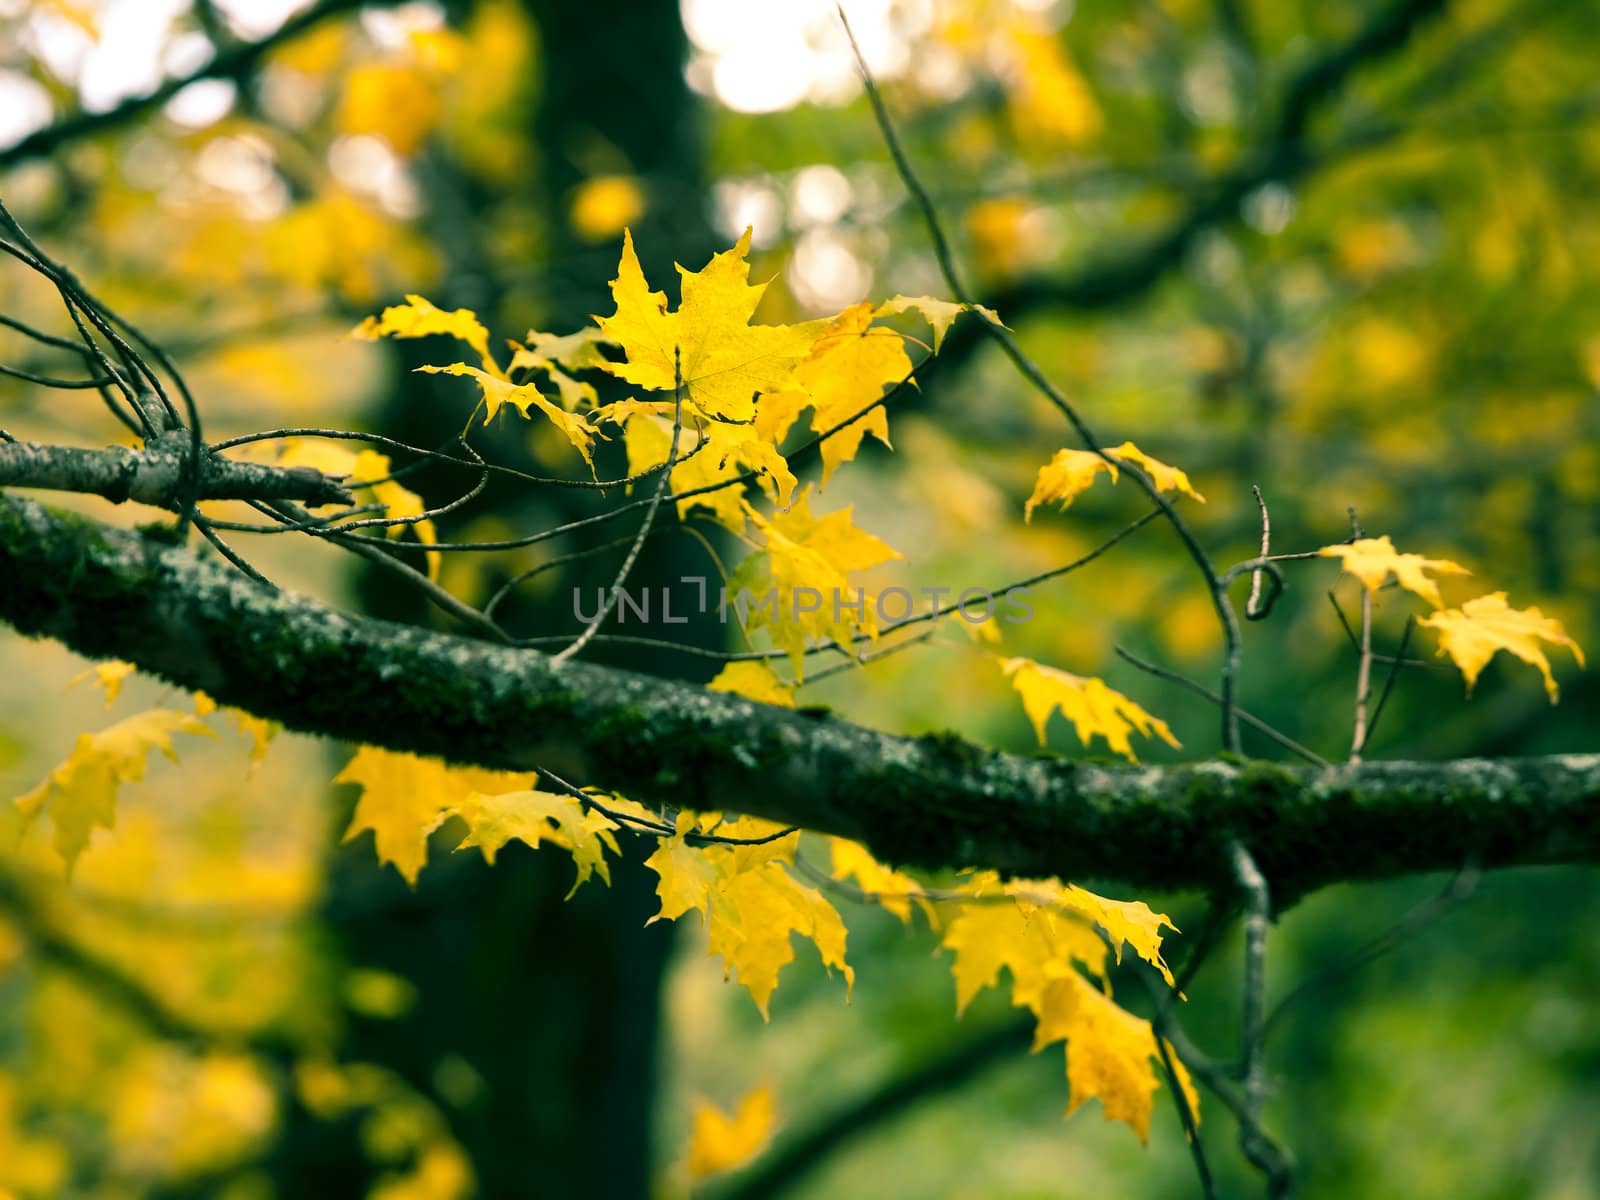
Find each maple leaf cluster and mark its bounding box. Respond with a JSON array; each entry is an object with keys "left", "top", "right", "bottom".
[
  {"left": 1320, "top": 536, "right": 1584, "bottom": 701},
  {"left": 10, "top": 231, "right": 1587, "bottom": 1176}
]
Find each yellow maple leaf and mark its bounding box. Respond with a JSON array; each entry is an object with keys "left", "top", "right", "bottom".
[
  {"left": 1418, "top": 592, "right": 1585, "bottom": 702},
  {"left": 68, "top": 660, "right": 135, "bottom": 707},
  {"left": 352, "top": 294, "right": 494, "bottom": 373},
  {"left": 1026, "top": 443, "right": 1204, "bottom": 519},
  {"left": 940, "top": 881, "right": 1110, "bottom": 1015},
  {"left": 594, "top": 396, "right": 677, "bottom": 427},
  {"left": 1320, "top": 535, "right": 1471, "bottom": 608},
  {"left": 521, "top": 326, "right": 612, "bottom": 375},
  {"left": 416, "top": 363, "right": 601, "bottom": 469},
  {"left": 596, "top": 228, "right": 827, "bottom": 423},
  {"left": 999, "top": 657, "right": 1179, "bottom": 761},
  {"left": 195, "top": 692, "right": 280, "bottom": 763},
  {"left": 939, "top": 878, "right": 1187, "bottom": 1142},
  {"left": 506, "top": 335, "right": 599, "bottom": 411},
  {"left": 14, "top": 710, "right": 214, "bottom": 876},
  {"left": 623, "top": 411, "right": 795, "bottom": 533},
  {"left": 356, "top": 299, "right": 602, "bottom": 473},
  {"left": 453, "top": 789, "right": 621, "bottom": 897},
  {"left": 788, "top": 300, "right": 909, "bottom": 485},
  {"left": 1032, "top": 970, "right": 1171, "bottom": 1143},
  {"left": 684, "top": 1085, "right": 777, "bottom": 1181},
  {"left": 644, "top": 814, "right": 852, "bottom": 1018},
  {"left": 1106, "top": 442, "right": 1206, "bottom": 504},
  {"left": 644, "top": 814, "right": 723, "bottom": 922},
  {"left": 335, "top": 747, "right": 530, "bottom": 886},
  {"left": 735, "top": 489, "right": 902, "bottom": 677},
  {"left": 227, "top": 710, "right": 280, "bottom": 764},
  {"left": 873, "top": 294, "right": 1004, "bottom": 352},
  {"left": 1005, "top": 878, "right": 1177, "bottom": 986},
  {"left": 829, "top": 838, "right": 933, "bottom": 926},
  {"left": 707, "top": 661, "right": 796, "bottom": 708},
  {"left": 1024, "top": 448, "right": 1117, "bottom": 521}
]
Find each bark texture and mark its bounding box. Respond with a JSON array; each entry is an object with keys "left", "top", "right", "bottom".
[{"left": 2, "top": 491, "right": 1597, "bottom": 904}]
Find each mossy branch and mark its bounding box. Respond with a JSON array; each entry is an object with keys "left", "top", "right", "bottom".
[{"left": 2, "top": 492, "right": 1596, "bottom": 902}]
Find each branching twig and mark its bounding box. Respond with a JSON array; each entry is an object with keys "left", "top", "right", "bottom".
[
  {"left": 1262, "top": 863, "right": 1479, "bottom": 1041},
  {"left": 1114, "top": 646, "right": 1328, "bottom": 767},
  {"left": 838, "top": 7, "right": 1250, "bottom": 754},
  {"left": 552, "top": 351, "right": 685, "bottom": 665},
  {"left": 1363, "top": 616, "right": 1416, "bottom": 750},
  {"left": 1247, "top": 485, "right": 1272, "bottom": 619}
]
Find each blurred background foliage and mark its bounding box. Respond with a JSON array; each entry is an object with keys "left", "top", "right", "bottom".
[{"left": 0, "top": 0, "right": 1596, "bottom": 1196}]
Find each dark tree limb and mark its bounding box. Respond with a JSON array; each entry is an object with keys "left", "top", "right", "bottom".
[
  {"left": 0, "top": 0, "right": 390, "bottom": 170},
  {"left": 0, "top": 868, "right": 301, "bottom": 1058},
  {"left": 709, "top": 1017, "right": 1035, "bottom": 1200},
  {"left": 1, "top": 492, "right": 1597, "bottom": 903},
  {"left": 932, "top": 0, "right": 1455, "bottom": 374}
]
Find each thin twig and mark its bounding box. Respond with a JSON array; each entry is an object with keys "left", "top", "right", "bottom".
[
  {"left": 1140, "top": 964, "right": 1296, "bottom": 1197},
  {"left": 513, "top": 507, "right": 1164, "bottom": 665},
  {"left": 1350, "top": 583, "right": 1374, "bottom": 761},
  {"left": 1363, "top": 615, "right": 1415, "bottom": 749},
  {"left": 1247, "top": 485, "right": 1272, "bottom": 619},
  {"left": 552, "top": 349, "right": 685, "bottom": 665},
  {"left": 252, "top": 499, "right": 512, "bottom": 643},
  {"left": 799, "top": 628, "right": 937, "bottom": 685},
  {"left": 1262, "top": 863, "right": 1479, "bottom": 1041},
  {"left": 195, "top": 518, "right": 277, "bottom": 586},
  {"left": 1349, "top": 510, "right": 1374, "bottom": 761},
  {"left": 1328, "top": 589, "right": 1438, "bottom": 668},
  {"left": 1157, "top": 1032, "right": 1216, "bottom": 1200},
  {"left": 534, "top": 765, "right": 798, "bottom": 848},
  {"left": 0, "top": 362, "right": 118, "bottom": 389},
  {"left": 1114, "top": 646, "right": 1329, "bottom": 766}
]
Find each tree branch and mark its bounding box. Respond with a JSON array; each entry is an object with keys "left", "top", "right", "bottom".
[
  {"left": 1, "top": 492, "right": 1596, "bottom": 902},
  {"left": 0, "top": 438, "right": 353, "bottom": 507},
  {"left": 0, "top": 868, "right": 300, "bottom": 1058},
  {"left": 0, "top": 0, "right": 385, "bottom": 170},
  {"left": 933, "top": 0, "right": 1454, "bottom": 371},
  {"left": 710, "top": 1017, "right": 1035, "bottom": 1200}
]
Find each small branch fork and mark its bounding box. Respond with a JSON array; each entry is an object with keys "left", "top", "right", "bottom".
[
  {"left": 0, "top": 198, "right": 360, "bottom": 547},
  {"left": 0, "top": 437, "right": 353, "bottom": 508}
]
